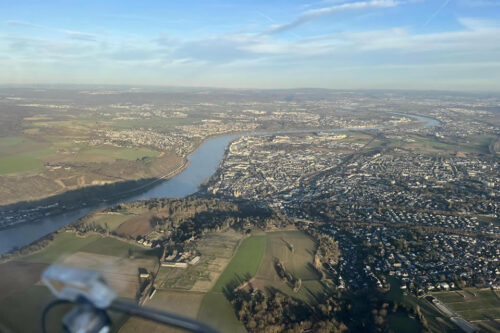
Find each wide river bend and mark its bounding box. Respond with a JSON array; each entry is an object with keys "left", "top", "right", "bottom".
[{"left": 0, "top": 114, "right": 439, "bottom": 253}]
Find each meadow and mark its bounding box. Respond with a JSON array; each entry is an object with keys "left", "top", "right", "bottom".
[
  {"left": 211, "top": 235, "right": 267, "bottom": 292},
  {"left": 80, "top": 147, "right": 160, "bottom": 162},
  {"left": 195, "top": 231, "right": 324, "bottom": 332},
  {"left": 82, "top": 212, "right": 132, "bottom": 231},
  {"left": 252, "top": 230, "right": 324, "bottom": 303},
  {"left": 433, "top": 289, "right": 500, "bottom": 322},
  {"left": 394, "top": 134, "right": 499, "bottom": 155},
  {"left": 0, "top": 136, "right": 56, "bottom": 175},
  {"left": 195, "top": 235, "right": 267, "bottom": 333},
  {"left": 0, "top": 232, "right": 159, "bottom": 333},
  {"left": 197, "top": 292, "right": 247, "bottom": 333},
  {"left": 0, "top": 114, "right": 177, "bottom": 206}
]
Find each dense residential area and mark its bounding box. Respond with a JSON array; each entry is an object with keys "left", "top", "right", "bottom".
[
  {"left": 2, "top": 0, "right": 500, "bottom": 331},
  {"left": 203, "top": 99, "right": 500, "bottom": 302},
  {"left": 0, "top": 88, "right": 499, "bottom": 333}
]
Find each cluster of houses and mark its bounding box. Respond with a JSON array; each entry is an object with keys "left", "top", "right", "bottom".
[
  {"left": 205, "top": 122, "right": 499, "bottom": 295},
  {"left": 160, "top": 248, "right": 201, "bottom": 269},
  {"left": 303, "top": 151, "right": 499, "bottom": 218},
  {"left": 93, "top": 128, "right": 194, "bottom": 156},
  {"left": 207, "top": 134, "right": 361, "bottom": 200},
  {"left": 317, "top": 223, "right": 499, "bottom": 294},
  {"left": 136, "top": 237, "right": 157, "bottom": 248},
  {"left": 207, "top": 132, "right": 498, "bottom": 238}
]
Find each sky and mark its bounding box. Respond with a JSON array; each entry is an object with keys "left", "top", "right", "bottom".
[{"left": 1, "top": 0, "right": 500, "bottom": 91}]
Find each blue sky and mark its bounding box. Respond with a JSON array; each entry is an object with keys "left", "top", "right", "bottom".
[{"left": 1, "top": 0, "right": 499, "bottom": 90}]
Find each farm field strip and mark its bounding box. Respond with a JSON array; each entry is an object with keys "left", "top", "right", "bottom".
[
  {"left": 211, "top": 235, "right": 267, "bottom": 292},
  {"left": 196, "top": 234, "right": 267, "bottom": 333},
  {"left": 0, "top": 231, "right": 160, "bottom": 333},
  {"left": 433, "top": 289, "right": 500, "bottom": 322}
]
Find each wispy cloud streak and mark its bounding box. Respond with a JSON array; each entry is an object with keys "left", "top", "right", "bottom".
[
  {"left": 5, "top": 20, "right": 97, "bottom": 41},
  {"left": 267, "top": 0, "right": 401, "bottom": 34},
  {"left": 423, "top": 0, "right": 452, "bottom": 27}
]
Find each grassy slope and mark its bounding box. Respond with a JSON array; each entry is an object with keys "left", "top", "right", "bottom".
[
  {"left": 0, "top": 122, "right": 159, "bottom": 177},
  {"left": 197, "top": 292, "right": 247, "bottom": 333},
  {"left": 0, "top": 232, "right": 145, "bottom": 333},
  {"left": 395, "top": 134, "right": 497, "bottom": 155},
  {"left": 0, "top": 284, "right": 71, "bottom": 333},
  {"left": 254, "top": 230, "right": 324, "bottom": 303},
  {"left": 196, "top": 231, "right": 326, "bottom": 332},
  {"left": 17, "top": 231, "right": 159, "bottom": 264},
  {"left": 79, "top": 236, "right": 161, "bottom": 259},
  {"left": 86, "top": 213, "right": 132, "bottom": 231},
  {"left": 211, "top": 235, "right": 267, "bottom": 292},
  {"left": 19, "top": 232, "right": 102, "bottom": 264},
  {"left": 82, "top": 147, "right": 160, "bottom": 161},
  {"left": 433, "top": 289, "right": 500, "bottom": 321},
  {"left": 0, "top": 141, "right": 55, "bottom": 175},
  {"left": 197, "top": 235, "right": 267, "bottom": 333},
  {"left": 257, "top": 231, "right": 319, "bottom": 281}
]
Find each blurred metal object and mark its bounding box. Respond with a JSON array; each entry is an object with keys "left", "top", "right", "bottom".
[
  {"left": 42, "top": 265, "right": 218, "bottom": 333},
  {"left": 62, "top": 304, "right": 111, "bottom": 333},
  {"left": 109, "top": 298, "right": 219, "bottom": 333},
  {"left": 42, "top": 265, "right": 117, "bottom": 309}
]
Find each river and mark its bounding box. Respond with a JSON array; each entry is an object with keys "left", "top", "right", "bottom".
[{"left": 0, "top": 113, "right": 439, "bottom": 253}]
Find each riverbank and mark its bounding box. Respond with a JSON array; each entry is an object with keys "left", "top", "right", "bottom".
[
  {"left": 0, "top": 113, "right": 440, "bottom": 253},
  {"left": 0, "top": 158, "right": 190, "bottom": 230}
]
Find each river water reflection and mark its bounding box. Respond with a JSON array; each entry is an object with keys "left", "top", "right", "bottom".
[{"left": 0, "top": 114, "right": 439, "bottom": 253}]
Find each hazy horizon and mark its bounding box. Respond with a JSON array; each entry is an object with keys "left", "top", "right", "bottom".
[{"left": 1, "top": 0, "right": 500, "bottom": 91}]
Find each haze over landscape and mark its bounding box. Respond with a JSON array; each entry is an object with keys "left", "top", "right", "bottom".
[
  {"left": 1, "top": 0, "right": 500, "bottom": 90},
  {"left": 0, "top": 1, "right": 499, "bottom": 333}
]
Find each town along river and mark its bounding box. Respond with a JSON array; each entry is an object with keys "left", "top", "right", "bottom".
[{"left": 0, "top": 114, "right": 439, "bottom": 253}]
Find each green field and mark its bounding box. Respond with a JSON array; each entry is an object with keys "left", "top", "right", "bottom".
[
  {"left": 211, "top": 235, "right": 267, "bottom": 292},
  {"left": 0, "top": 154, "right": 45, "bottom": 174},
  {"left": 79, "top": 236, "right": 160, "bottom": 259},
  {"left": 81, "top": 147, "right": 160, "bottom": 161},
  {"left": 257, "top": 231, "right": 319, "bottom": 281},
  {"left": 433, "top": 289, "right": 500, "bottom": 321},
  {"left": 0, "top": 136, "right": 32, "bottom": 148},
  {"left": 0, "top": 137, "right": 55, "bottom": 174},
  {"left": 196, "top": 235, "right": 267, "bottom": 333},
  {"left": 0, "top": 284, "right": 71, "bottom": 333},
  {"left": 0, "top": 231, "right": 152, "bottom": 333},
  {"left": 20, "top": 232, "right": 102, "bottom": 263},
  {"left": 253, "top": 230, "right": 323, "bottom": 303},
  {"left": 119, "top": 230, "right": 248, "bottom": 333},
  {"left": 0, "top": 132, "right": 160, "bottom": 176},
  {"left": 84, "top": 213, "right": 132, "bottom": 231},
  {"left": 156, "top": 229, "right": 243, "bottom": 291},
  {"left": 0, "top": 284, "right": 129, "bottom": 333},
  {"left": 195, "top": 231, "right": 325, "bottom": 332},
  {"left": 394, "top": 134, "right": 498, "bottom": 155},
  {"left": 197, "top": 292, "right": 247, "bottom": 333},
  {"left": 19, "top": 232, "right": 159, "bottom": 264}
]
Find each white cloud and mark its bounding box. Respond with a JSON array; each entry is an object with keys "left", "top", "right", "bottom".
[
  {"left": 5, "top": 20, "right": 98, "bottom": 42},
  {"left": 267, "top": 0, "right": 402, "bottom": 34},
  {"left": 2, "top": 11, "right": 499, "bottom": 90}
]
